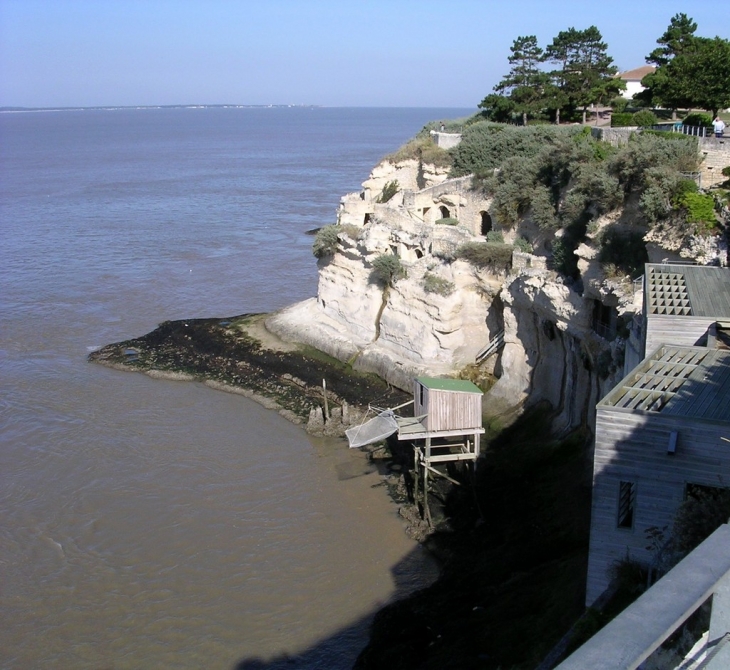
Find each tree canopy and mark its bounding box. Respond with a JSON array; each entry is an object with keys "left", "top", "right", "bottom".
[
  {"left": 480, "top": 26, "right": 622, "bottom": 125},
  {"left": 639, "top": 14, "right": 730, "bottom": 117}
]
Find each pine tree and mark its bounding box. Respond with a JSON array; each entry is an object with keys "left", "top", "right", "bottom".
[
  {"left": 545, "top": 26, "right": 623, "bottom": 124},
  {"left": 493, "top": 36, "right": 549, "bottom": 126}
]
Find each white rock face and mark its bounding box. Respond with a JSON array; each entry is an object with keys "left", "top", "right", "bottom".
[{"left": 267, "top": 156, "right": 648, "bottom": 434}]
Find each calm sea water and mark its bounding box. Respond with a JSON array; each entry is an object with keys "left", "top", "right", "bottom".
[{"left": 0, "top": 107, "right": 470, "bottom": 669}]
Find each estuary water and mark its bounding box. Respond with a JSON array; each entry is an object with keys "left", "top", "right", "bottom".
[{"left": 0, "top": 107, "right": 471, "bottom": 669}]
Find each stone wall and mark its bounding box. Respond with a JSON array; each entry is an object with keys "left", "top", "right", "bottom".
[{"left": 699, "top": 137, "right": 730, "bottom": 187}]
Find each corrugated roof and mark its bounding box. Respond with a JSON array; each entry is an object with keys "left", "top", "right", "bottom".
[
  {"left": 646, "top": 264, "right": 730, "bottom": 318},
  {"left": 417, "top": 377, "right": 483, "bottom": 394},
  {"left": 619, "top": 65, "right": 655, "bottom": 81},
  {"left": 599, "top": 345, "right": 730, "bottom": 422}
]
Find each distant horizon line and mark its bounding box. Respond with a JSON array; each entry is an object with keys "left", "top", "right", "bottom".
[{"left": 0, "top": 103, "right": 477, "bottom": 113}]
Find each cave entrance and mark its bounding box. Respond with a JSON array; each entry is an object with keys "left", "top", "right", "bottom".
[
  {"left": 439, "top": 206, "right": 450, "bottom": 219},
  {"left": 480, "top": 211, "right": 493, "bottom": 236},
  {"left": 592, "top": 300, "right": 617, "bottom": 340}
]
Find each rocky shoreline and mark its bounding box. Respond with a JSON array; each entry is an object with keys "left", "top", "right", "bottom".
[
  {"left": 88, "top": 312, "right": 441, "bottom": 542},
  {"left": 89, "top": 312, "right": 410, "bottom": 434}
]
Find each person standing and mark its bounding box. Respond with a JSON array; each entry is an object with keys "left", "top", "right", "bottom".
[{"left": 714, "top": 116, "right": 726, "bottom": 138}]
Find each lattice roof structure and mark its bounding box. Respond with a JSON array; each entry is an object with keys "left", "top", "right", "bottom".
[{"left": 599, "top": 345, "right": 730, "bottom": 422}]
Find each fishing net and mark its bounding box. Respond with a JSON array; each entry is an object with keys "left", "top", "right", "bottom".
[{"left": 346, "top": 410, "right": 398, "bottom": 448}]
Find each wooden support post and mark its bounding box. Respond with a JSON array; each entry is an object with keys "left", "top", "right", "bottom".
[
  {"left": 322, "top": 378, "right": 329, "bottom": 420},
  {"left": 424, "top": 436, "right": 432, "bottom": 527}
]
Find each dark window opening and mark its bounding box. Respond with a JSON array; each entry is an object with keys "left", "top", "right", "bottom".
[
  {"left": 364, "top": 213, "right": 372, "bottom": 224},
  {"left": 419, "top": 384, "right": 424, "bottom": 406},
  {"left": 480, "top": 211, "right": 493, "bottom": 235},
  {"left": 618, "top": 481, "right": 637, "bottom": 529},
  {"left": 423, "top": 206, "right": 431, "bottom": 220},
  {"left": 593, "top": 300, "right": 617, "bottom": 340},
  {"left": 415, "top": 249, "right": 424, "bottom": 259},
  {"left": 439, "top": 206, "right": 450, "bottom": 219}
]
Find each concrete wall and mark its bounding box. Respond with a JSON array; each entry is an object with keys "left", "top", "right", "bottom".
[{"left": 429, "top": 130, "right": 462, "bottom": 149}]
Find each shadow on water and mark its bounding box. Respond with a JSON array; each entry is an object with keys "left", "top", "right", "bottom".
[{"left": 232, "top": 543, "right": 433, "bottom": 670}]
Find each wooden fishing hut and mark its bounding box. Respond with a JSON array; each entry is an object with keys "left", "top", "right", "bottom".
[{"left": 395, "top": 377, "right": 485, "bottom": 524}]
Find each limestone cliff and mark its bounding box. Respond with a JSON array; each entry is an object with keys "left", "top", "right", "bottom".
[{"left": 266, "top": 152, "right": 727, "bottom": 436}]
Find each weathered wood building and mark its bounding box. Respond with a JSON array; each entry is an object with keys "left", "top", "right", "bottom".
[
  {"left": 586, "top": 263, "right": 730, "bottom": 604},
  {"left": 395, "top": 377, "right": 485, "bottom": 524},
  {"left": 643, "top": 264, "right": 730, "bottom": 355},
  {"left": 586, "top": 345, "right": 730, "bottom": 605}
]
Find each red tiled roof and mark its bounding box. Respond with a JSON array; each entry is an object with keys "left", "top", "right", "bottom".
[{"left": 619, "top": 65, "right": 656, "bottom": 81}]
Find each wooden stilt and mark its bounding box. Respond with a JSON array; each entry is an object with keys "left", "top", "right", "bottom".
[{"left": 424, "top": 436, "right": 432, "bottom": 527}]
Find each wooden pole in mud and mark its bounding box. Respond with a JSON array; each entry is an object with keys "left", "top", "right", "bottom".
[{"left": 322, "top": 378, "right": 329, "bottom": 420}]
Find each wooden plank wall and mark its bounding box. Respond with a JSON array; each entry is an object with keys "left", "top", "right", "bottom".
[
  {"left": 645, "top": 315, "right": 714, "bottom": 356},
  {"left": 586, "top": 408, "right": 730, "bottom": 605},
  {"left": 422, "top": 389, "right": 482, "bottom": 432}
]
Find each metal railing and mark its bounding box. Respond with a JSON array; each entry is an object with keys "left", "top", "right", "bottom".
[{"left": 555, "top": 524, "right": 730, "bottom": 670}]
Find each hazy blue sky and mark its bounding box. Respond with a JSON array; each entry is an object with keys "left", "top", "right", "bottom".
[{"left": 0, "top": 0, "right": 724, "bottom": 108}]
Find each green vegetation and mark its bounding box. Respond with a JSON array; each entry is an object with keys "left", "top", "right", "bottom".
[
  {"left": 638, "top": 14, "right": 730, "bottom": 117},
  {"left": 611, "top": 112, "right": 635, "bottom": 127},
  {"left": 676, "top": 191, "right": 716, "bottom": 229},
  {"left": 435, "top": 217, "right": 459, "bottom": 226},
  {"left": 480, "top": 26, "right": 622, "bottom": 125},
  {"left": 682, "top": 112, "right": 713, "bottom": 129},
  {"left": 312, "top": 224, "right": 341, "bottom": 258},
  {"left": 377, "top": 180, "right": 399, "bottom": 203},
  {"left": 384, "top": 134, "right": 452, "bottom": 167},
  {"left": 455, "top": 241, "right": 513, "bottom": 271},
  {"left": 370, "top": 253, "right": 406, "bottom": 287},
  {"left": 513, "top": 237, "right": 532, "bottom": 253},
  {"left": 422, "top": 273, "right": 456, "bottom": 297},
  {"left": 632, "top": 110, "right": 658, "bottom": 127}
]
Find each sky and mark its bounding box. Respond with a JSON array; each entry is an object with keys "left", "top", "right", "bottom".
[{"left": 0, "top": 0, "right": 725, "bottom": 108}]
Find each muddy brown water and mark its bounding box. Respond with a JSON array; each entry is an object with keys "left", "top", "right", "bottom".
[{"left": 0, "top": 107, "right": 467, "bottom": 668}]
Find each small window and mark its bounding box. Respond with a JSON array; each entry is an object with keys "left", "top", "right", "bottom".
[
  {"left": 419, "top": 384, "right": 424, "bottom": 407},
  {"left": 617, "top": 481, "right": 637, "bottom": 529}
]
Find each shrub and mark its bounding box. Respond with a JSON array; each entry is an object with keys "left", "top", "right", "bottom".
[
  {"left": 682, "top": 112, "right": 713, "bottom": 129},
  {"left": 671, "top": 179, "right": 699, "bottom": 203},
  {"left": 640, "top": 185, "right": 671, "bottom": 223},
  {"left": 677, "top": 192, "right": 716, "bottom": 228},
  {"left": 435, "top": 217, "right": 459, "bottom": 226},
  {"left": 551, "top": 237, "right": 578, "bottom": 277},
  {"left": 485, "top": 230, "right": 504, "bottom": 243},
  {"left": 611, "top": 112, "right": 635, "bottom": 127},
  {"left": 422, "top": 272, "right": 456, "bottom": 296},
  {"left": 312, "top": 225, "right": 341, "bottom": 258},
  {"left": 371, "top": 253, "right": 406, "bottom": 287},
  {"left": 632, "top": 110, "right": 658, "bottom": 127},
  {"left": 610, "top": 97, "right": 630, "bottom": 113},
  {"left": 377, "top": 180, "right": 399, "bottom": 203},
  {"left": 599, "top": 228, "right": 648, "bottom": 278},
  {"left": 450, "top": 123, "right": 582, "bottom": 178},
  {"left": 455, "top": 241, "right": 513, "bottom": 271},
  {"left": 384, "top": 135, "right": 451, "bottom": 167},
  {"left": 530, "top": 185, "right": 559, "bottom": 229},
  {"left": 513, "top": 237, "right": 532, "bottom": 253}
]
